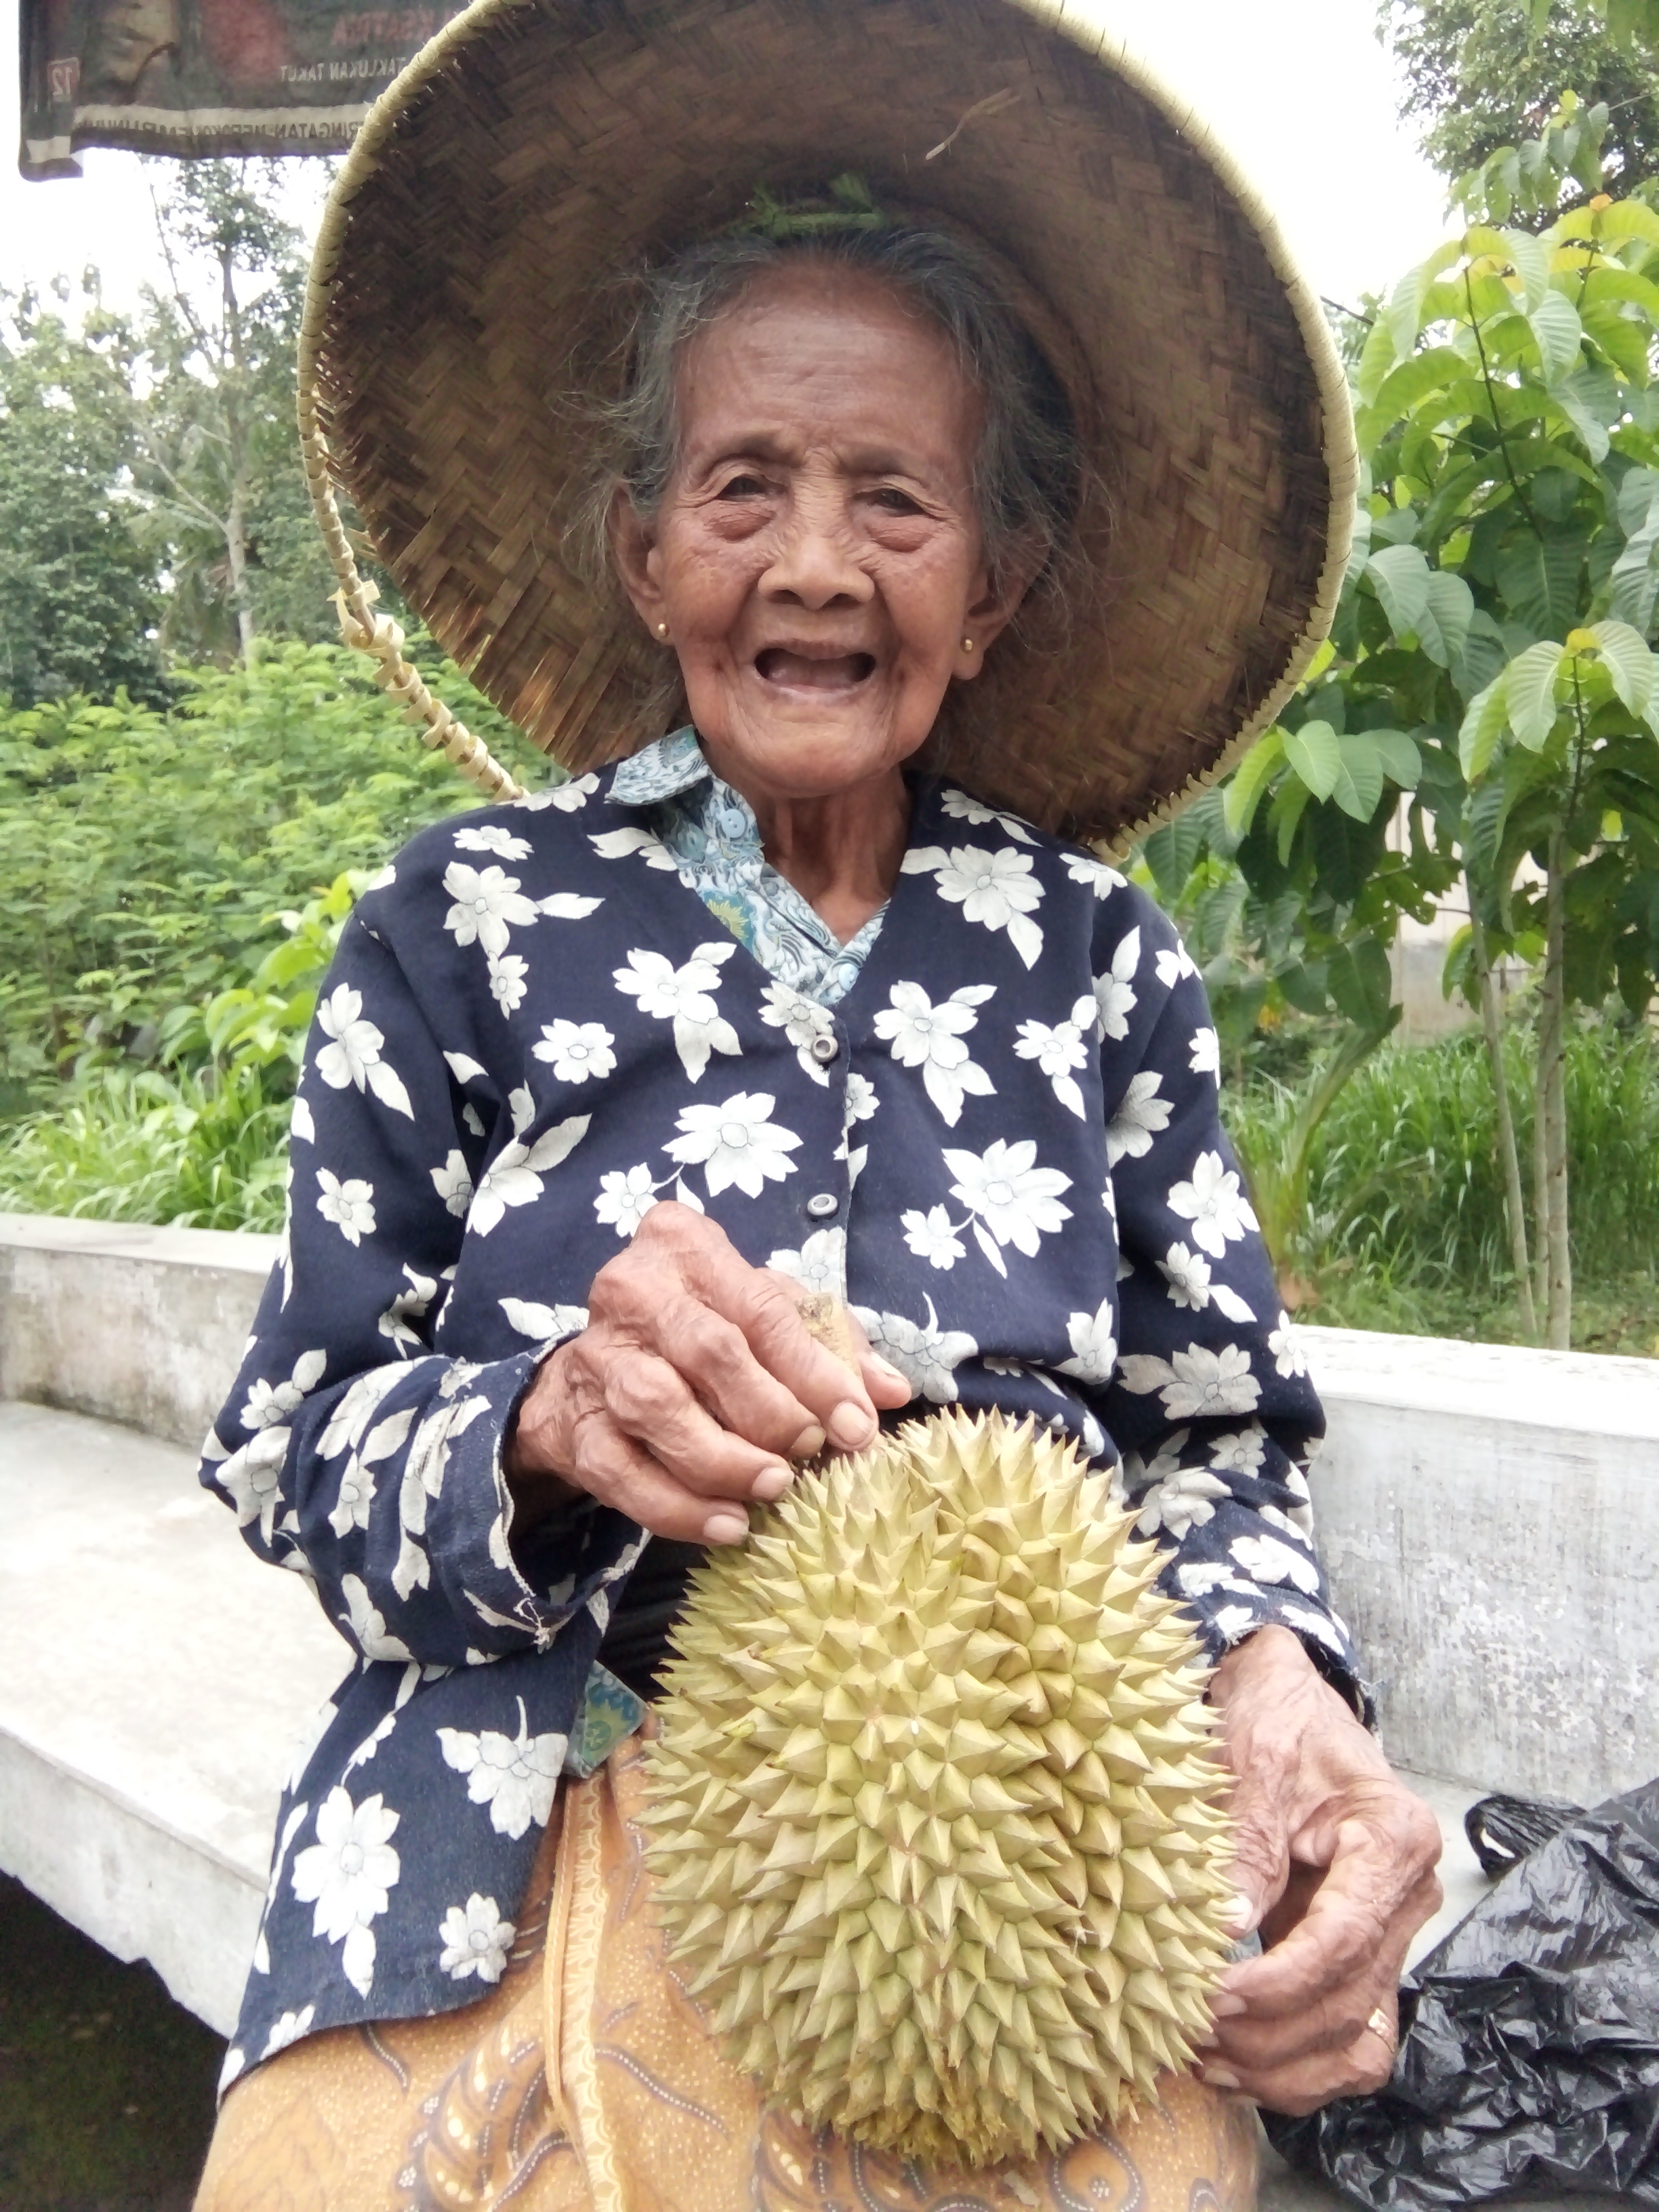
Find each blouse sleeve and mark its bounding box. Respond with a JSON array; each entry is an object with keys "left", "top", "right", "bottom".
[
  {"left": 197, "top": 905, "right": 639, "bottom": 1670},
  {"left": 1094, "top": 896, "right": 1367, "bottom": 1711}
]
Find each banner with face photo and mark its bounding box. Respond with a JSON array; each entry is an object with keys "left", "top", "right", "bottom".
[{"left": 18, "top": 0, "right": 464, "bottom": 177}]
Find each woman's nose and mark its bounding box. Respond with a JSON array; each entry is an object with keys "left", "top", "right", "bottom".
[{"left": 759, "top": 499, "right": 874, "bottom": 609}]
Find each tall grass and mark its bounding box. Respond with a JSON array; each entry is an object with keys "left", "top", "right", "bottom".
[
  {"left": 0, "top": 1065, "right": 289, "bottom": 1234},
  {"left": 1223, "top": 1019, "right": 1659, "bottom": 1345}
]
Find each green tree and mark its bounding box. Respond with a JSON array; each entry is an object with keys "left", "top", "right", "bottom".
[
  {"left": 134, "top": 159, "right": 339, "bottom": 664},
  {"left": 0, "top": 282, "right": 166, "bottom": 707},
  {"left": 1172, "top": 105, "right": 1659, "bottom": 1349},
  {"left": 1382, "top": 0, "right": 1659, "bottom": 205},
  {"left": 0, "top": 638, "right": 548, "bottom": 1096},
  {"left": 1389, "top": 1, "right": 1659, "bottom": 203}
]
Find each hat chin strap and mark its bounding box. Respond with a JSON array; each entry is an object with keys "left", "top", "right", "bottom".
[{"left": 296, "top": 348, "right": 525, "bottom": 803}]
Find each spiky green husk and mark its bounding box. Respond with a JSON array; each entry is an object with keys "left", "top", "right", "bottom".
[{"left": 641, "top": 1409, "right": 1234, "bottom": 2169}]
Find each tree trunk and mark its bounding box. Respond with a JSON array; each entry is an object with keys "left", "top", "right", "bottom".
[
  {"left": 220, "top": 244, "right": 257, "bottom": 667},
  {"left": 223, "top": 471, "right": 257, "bottom": 667},
  {"left": 1469, "top": 896, "right": 1537, "bottom": 1340},
  {"left": 1536, "top": 831, "right": 1572, "bottom": 1349}
]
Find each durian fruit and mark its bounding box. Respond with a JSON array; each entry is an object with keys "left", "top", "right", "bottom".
[{"left": 640, "top": 1408, "right": 1235, "bottom": 2170}]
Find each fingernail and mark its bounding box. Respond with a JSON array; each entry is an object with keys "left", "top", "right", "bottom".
[
  {"left": 1193, "top": 2028, "right": 1219, "bottom": 2049},
  {"left": 1209, "top": 1991, "right": 1248, "bottom": 2018},
  {"left": 872, "top": 1357, "right": 910, "bottom": 1387},
  {"left": 828, "top": 1399, "right": 876, "bottom": 1450},
  {"left": 702, "top": 1511, "right": 750, "bottom": 1544},
  {"left": 1202, "top": 2064, "right": 1240, "bottom": 2091},
  {"left": 790, "top": 1423, "right": 827, "bottom": 1460},
  {"left": 750, "top": 1464, "right": 794, "bottom": 1503},
  {"left": 1224, "top": 1892, "right": 1258, "bottom": 1933}
]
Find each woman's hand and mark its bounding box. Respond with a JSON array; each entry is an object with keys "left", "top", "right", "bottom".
[
  {"left": 504, "top": 1202, "right": 912, "bottom": 1543},
  {"left": 1200, "top": 1625, "right": 1443, "bottom": 2116}
]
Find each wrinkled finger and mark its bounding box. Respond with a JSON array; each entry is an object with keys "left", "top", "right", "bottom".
[
  {"left": 1201, "top": 1956, "right": 1395, "bottom": 2078},
  {"left": 602, "top": 1347, "right": 793, "bottom": 1501},
  {"left": 1225, "top": 1818, "right": 1440, "bottom": 2019},
  {"left": 1205, "top": 2011, "right": 1399, "bottom": 2116},
  {"left": 562, "top": 1409, "right": 755, "bottom": 1545},
  {"left": 844, "top": 1309, "right": 916, "bottom": 1412},
  {"left": 683, "top": 1245, "right": 882, "bottom": 1447},
  {"left": 649, "top": 1287, "right": 830, "bottom": 1457}
]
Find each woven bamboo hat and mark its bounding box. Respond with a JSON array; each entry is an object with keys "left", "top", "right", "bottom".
[{"left": 298, "top": 0, "right": 1355, "bottom": 847}]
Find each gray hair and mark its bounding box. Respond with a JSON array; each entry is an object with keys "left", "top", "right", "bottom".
[{"left": 576, "top": 224, "right": 1083, "bottom": 602}]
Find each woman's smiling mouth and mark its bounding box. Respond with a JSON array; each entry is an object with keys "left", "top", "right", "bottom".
[{"left": 754, "top": 646, "right": 877, "bottom": 691}]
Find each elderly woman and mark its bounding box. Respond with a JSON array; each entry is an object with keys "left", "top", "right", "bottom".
[{"left": 194, "top": 0, "right": 1441, "bottom": 2200}]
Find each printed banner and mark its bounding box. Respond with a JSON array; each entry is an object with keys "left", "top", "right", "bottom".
[{"left": 18, "top": 0, "right": 464, "bottom": 177}]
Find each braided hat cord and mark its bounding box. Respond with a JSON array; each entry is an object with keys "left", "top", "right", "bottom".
[{"left": 296, "top": 281, "right": 525, "bottom": 803}]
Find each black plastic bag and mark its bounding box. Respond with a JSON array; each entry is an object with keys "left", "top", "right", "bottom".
[
  {"left": 1265, "top": 1777, "right": 1659, "bottom": 2207},
  {"left": 1463, "top": 1791, "right": 1584, "bottom": 1880}
]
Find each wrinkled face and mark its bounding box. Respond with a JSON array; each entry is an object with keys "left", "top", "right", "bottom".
[{"left": 611, "top": 264, "right": 1024, "bottom": 808}]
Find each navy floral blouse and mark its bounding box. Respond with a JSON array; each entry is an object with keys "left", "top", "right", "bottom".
[{"left": 201, "top": 732, "right": 1355, "bottom": 2089}]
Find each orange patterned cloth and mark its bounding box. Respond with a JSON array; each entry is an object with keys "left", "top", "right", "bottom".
[{"left": 195, "top": 1729, "right": 1257, "bottom": 2211}]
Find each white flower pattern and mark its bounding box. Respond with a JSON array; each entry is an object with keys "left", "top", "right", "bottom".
[
  {"left": 199, "top": 735, "right": 1344, "bottom": 2077},
  {"left": 873, "top": 981, "right": 995, "bottom": 1126}
]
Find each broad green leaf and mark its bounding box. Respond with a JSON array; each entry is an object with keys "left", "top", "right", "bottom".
[
  {"left": 1464, "top": 773, "right": 1509, "bottom": 878},
  {"left": 1505, "top": 639, "right": 1568, "bottom": 749},
  {"left": 1367, "top": 729, "right": 1424, "bottom": 785},
  {"left": 1270, "top": 777, "right": 1311, "bottom": 867},
  {"left": 1501, "top": 226, "right": 1551, "bottom": 309},
  {"left": 1367, "top": 543, "right": 1433, "bottom": 638},
  {"left": 1610, "top": 495, "right": 1659, "bottom": 634},
  {"left": 1578, "top": 263, "right": 1659, "bottom": 322},
  {"left": 1283, "top": 719, "right": 1343, "bottom": 801},
  {"left": 1557, "top": 378, "right": 1619, "bottom": 464},
  {"left": 1370, "top": 506, "right": 1422, "bottom": 548},
  {"left": 1385, "top": 241, "right": 1463, "bottom": 364},
  {"left": 1584, "top": 201, "right": 1659, "bottom": 251},
  {"left": 1141, "top": 810, "right": 1208, "bottom": 901},
  {"left": 1494, "top": 531, "right": 1585, "bottom": 634},
  {"left": 1618, "top": 468, "right": 1659, "bottom": 536},
  {"left": 1343, "top": 502, "right": 1374, "bottom": 588},
  {"left": 1330, "top": 735, "right": 1388, "bottom": 822},
  {"left": 1528, "top": 291, "right": 1584, "bottom": 382},
  {"left": 1355, "top": 347, "right": 1469, "bottom": 451},
  {"left": 1453, "top": 609, "right": 1509, "bottom": 704},
  {"left": 1355, "top": 314, "right": 1400, "bottom": 407},
  {"left": 1223, "top": 728, "right": 1286, "bottom": 839},
  {"left": 1578, "top": 300, "right": 1650, "bottom": 386},
  {"left": 1415, "top": 570, "right": 1475, "bottom": 669},
  {"left": 1459, "top": 674, "right": 1509, "bottom": 781},
  {"left": 1586, "top": 619, "right": 1656, "bottom": 714}
]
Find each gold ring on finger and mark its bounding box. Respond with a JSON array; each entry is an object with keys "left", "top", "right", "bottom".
[{"left": 1365, "top": 2005, "right": 1397, "bottom": 2055}]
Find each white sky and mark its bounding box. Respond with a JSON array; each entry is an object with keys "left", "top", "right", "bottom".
[{"left": 2, "top": 0, "right": 1450, "bottom": 314}]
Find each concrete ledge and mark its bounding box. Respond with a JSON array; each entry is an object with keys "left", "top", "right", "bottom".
[
  {"left": 3, "top": 1217, "right": 1656, "bottom": 1806},
  {"left": 0, "top": 1212, "right": 277, "bottom": 1450},
  {"left": 0, "top": 1400, "right": 346, "bottom": 2035},
  {"left": 1301, "top": 1325, "right": 1659, "bottom": 1805}
]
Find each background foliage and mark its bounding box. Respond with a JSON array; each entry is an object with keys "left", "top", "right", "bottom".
[{"left": 5, "top": 134, "right": 1659, "bottom": 1355}]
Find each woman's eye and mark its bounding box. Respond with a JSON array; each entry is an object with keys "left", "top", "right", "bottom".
[
  {"left": 716, "top": 473, "right": 767, "bottom": 499},
  {"left": 871, "top": 487, "right": 924, "bottom": 516}
]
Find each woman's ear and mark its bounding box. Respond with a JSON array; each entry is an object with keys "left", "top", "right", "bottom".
[
  {"left": 609, "top": 490, "right": 667, "bottom": 636},
  {"left": 954, "top": 553, "right": 1036, "bottom": 681}
]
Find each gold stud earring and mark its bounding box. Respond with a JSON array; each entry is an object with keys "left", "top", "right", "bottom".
[
  {"left": 655, "top": 621, "right": 670, "bottom": 640},
  {"left": 962, "top": 636, "right": 976, "bottom": 654}
]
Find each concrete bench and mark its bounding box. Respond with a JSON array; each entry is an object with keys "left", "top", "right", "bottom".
[{"left": 2, "top": 1212, "right": 1654, "bottom": 2209}]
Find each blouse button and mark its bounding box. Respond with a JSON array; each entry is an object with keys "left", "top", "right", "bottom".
[
  {"left": 810, "top": 1032, "right": 839, "bottom": 1063},
  {"left": 806, "top": 1192, "right": 840, "bottom": 1219}
]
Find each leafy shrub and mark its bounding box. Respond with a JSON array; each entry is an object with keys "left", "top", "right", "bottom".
[
  {"left": 0, "top": 1063, "right": 291, "bottom": 1232},
  {"left": 0, "top": 639, "right": 552, "bottom": 1093},
  {"left": 1224, "top": 1017, "right": 1659, "bottom": 1342}
]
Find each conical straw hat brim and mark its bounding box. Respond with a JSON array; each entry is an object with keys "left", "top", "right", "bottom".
[{"left": 299, "top": 0, "right": 1355, "bottom": 848}]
